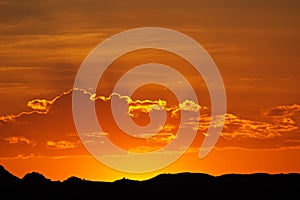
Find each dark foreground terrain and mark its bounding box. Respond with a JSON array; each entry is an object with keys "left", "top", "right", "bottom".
[{"left": 0, "top": 165, "right": 299, "bottom": 199}]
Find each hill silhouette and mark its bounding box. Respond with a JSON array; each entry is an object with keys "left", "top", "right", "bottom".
[
  {"left": 0, "top": 165, "right": 299, "bottom": 199},
  {"left": 0, "top": 165, "right": 19, "bottom": 186}
]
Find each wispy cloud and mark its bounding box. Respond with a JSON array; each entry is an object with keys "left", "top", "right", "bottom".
[
  {"left": 222, "top": 113, "right": 298, "bottom": 139},
  {"left": 262, "top": 104, "right": 300, "bottom": 118},
  {"left": 46, "top": 140, "right": 78, "bottom": 150},
  {"left": 239, "top": 77, "right": 261, "bottom": 81},
  {"left": 0, "top": 88, "right": 203, "bottom": 157},
  {"left": 0, "top": 88, "right": 75, "bottom": 122},
  {"left": 196, "top": 111, "right": 299, "bottom": 140},
  {"left": 127, "top": 99, "right": 167, "bottom": 117},
  {"left": 4, "top": 136, "right": 35, "bottom": 145},
  {"left": 0, "top": 88, "right": 299, "bottom": 158}
]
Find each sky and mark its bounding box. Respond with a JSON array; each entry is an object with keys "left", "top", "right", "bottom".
[{"left": 0, "top": 0, "right": 300, "bottom": 181}]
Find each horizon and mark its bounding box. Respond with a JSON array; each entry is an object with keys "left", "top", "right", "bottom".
[{"left": 1, "top": 164, "right": 299, "bottom": 183}]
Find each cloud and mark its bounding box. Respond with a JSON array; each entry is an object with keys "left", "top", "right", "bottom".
[
  {"left": 0, "top": 88, "right": 75, "bottom": 122},
  {"left": 203, "top": 100, "right": 300, "bottom": 138},
  {"left": 196, "top": 111, "right": 299, "bottom": 140},
  {"left": 170, "top": 100, "right": 206, "bottom": 117},
  {"left": 27, "top": 88, "right": 74, "bottom": 112},
  {"left": 239, "top": 77, "right": 261, "bottom": 81},
  {"left": 46, "top": 140, "right": 78, "bottom": 150},
  {"left": 0, "top": 89, "right": 90, "bottom": 157},
  {"left": 0, "top": 88, "right": 206, "bottom": 158},
  {"left": 83, "top": 132, "right": 109, "bottom": 137},
  {"left": 27, "top": 99, "right": 52, "bottom": 112},
  {"left": 91, "top": 92, "right": 202, "bottom": 118},
  {"left": 0, "top": 111, "right": 44, "bottom": 122},
  {"left": 262, "top": 104, "right": 300, "bottom": 118},
  {"left": 127, "top": 145, "right": 161, "bottom": 153},
  {"left": 1, "top": 88, "right": 300, "bottom": 158},
  {"left": 4, "top": 136, "right": 35, "bottom": 145},
  {"left": 221, "top": 113, "right": 293, "bottom": 139},
  {"left": 146, "top": 132, "right": 177, "bottom": 144},
  {"left": 0, "top": 88, "right": 88, "bottom": 122},
  {"left": 128, "top": 99, "right": 167, "bottom": 117}
]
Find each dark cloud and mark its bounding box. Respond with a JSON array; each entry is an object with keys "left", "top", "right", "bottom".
[{"left": 1, "top": 0, "right": 299, "bottom": 34}]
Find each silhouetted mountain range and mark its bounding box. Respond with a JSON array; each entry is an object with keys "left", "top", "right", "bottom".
[{"left": 0, "top": 165, "right": 299, "bottom": 199}]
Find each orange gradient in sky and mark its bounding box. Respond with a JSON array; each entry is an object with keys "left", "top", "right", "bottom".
[{"left": 0, "top": 0, "right": 300, "bottom": 181}]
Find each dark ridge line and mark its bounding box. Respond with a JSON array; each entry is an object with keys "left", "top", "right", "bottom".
[
  {"left": 1, "top": 165, "right": 299, "bottom": 183},
  {"left": 1, "top": 165, "right": 300, "bottom": 199}
]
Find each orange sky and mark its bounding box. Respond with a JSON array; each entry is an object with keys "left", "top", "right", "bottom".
[{"left": 0, "top": 0, "right": 300, "bottom": 181}]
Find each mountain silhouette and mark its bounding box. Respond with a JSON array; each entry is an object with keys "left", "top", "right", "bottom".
[
  {"left": 22, "top": 172, "right": 51, "bottom": 184},
  {"left": 0, "top": 165, "right": 299, "bottom": 199},
  {"left": 0, "top": 165, "right": 19, "bottom": 186}
]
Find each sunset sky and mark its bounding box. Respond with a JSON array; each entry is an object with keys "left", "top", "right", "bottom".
[{"left": 0, "top": 0, "right": 300, "bottom": 181}]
